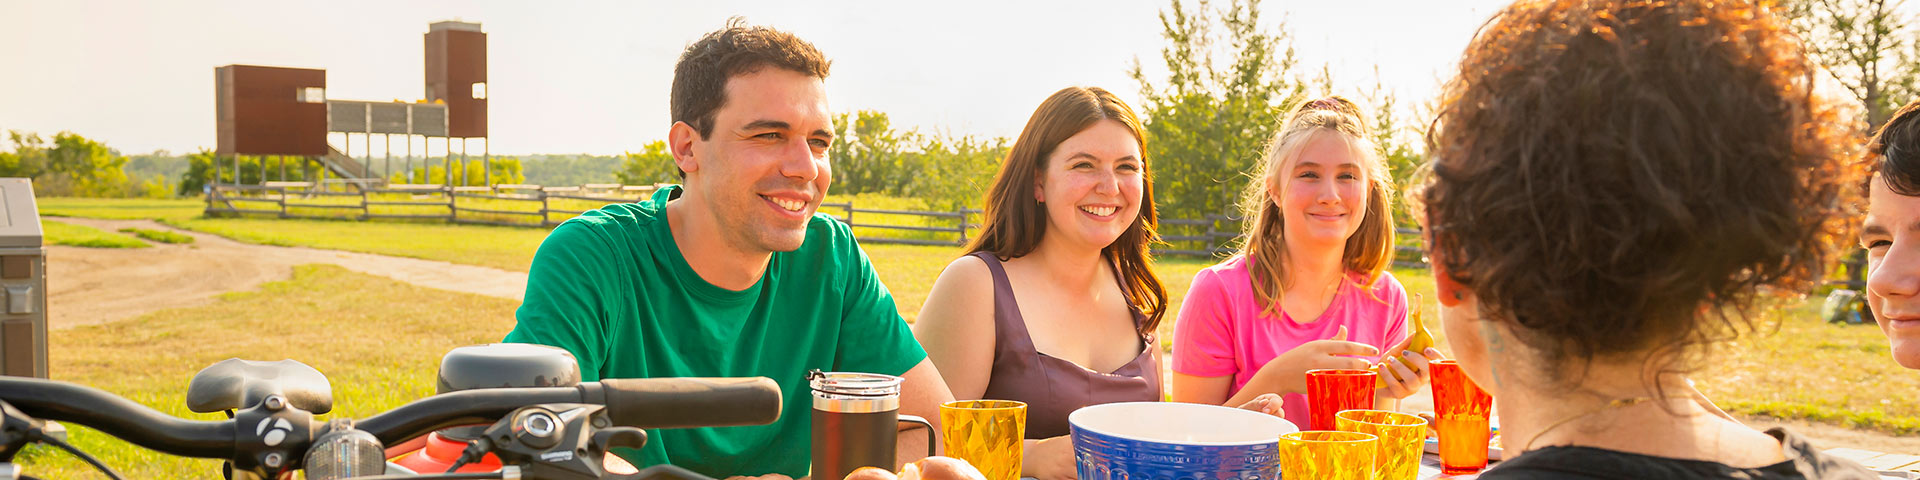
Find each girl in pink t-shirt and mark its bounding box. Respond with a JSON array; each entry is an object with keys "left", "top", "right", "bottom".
[{"left": 1170, "top": 96, "right": 1441, "bottom": 429}]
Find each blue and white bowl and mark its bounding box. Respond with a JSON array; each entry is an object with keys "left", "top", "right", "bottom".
[{"left": 1069, "top": 402, "right": 1298, "bottom": 480}]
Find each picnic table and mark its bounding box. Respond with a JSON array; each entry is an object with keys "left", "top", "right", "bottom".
[
  {"left": 1417, "top": 452, "right": 1480, "bottom": 479},
  {"left": 1825, "top": 448, "right": 1920, "bottom": 479}
]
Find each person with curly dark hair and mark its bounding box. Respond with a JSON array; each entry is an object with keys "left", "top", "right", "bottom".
[
  {"left": 1418, "top": 0, "right": 1876, "bottom": 477},
  {"left": 1863, "top": 100, "right": 1920, "bottom": 370}
]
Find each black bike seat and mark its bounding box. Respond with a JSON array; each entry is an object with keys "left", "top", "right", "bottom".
[{"left": 185, "top": 358, "right": 333, "bottom": 414}]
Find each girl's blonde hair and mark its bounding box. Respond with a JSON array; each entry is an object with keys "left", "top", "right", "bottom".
[{"left": 1239, "top": 96, "right": 1396, "bottom": 318}]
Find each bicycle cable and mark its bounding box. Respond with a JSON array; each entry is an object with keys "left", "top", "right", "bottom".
[{"left": 37, "top": 434, "right": 128, "bottom": 480}]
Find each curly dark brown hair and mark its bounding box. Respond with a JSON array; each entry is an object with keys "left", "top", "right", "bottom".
[
  {"left": 669, "top": 18, "right": 831, "bottom": 176},
  {"left": 1420, "top": 0, "right": 1851, "bottom": 375}
]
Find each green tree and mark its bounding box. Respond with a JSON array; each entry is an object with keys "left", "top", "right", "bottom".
[
  {"left": 42, "top": 132, "right": 131, "bottom": 197},
  {"left": 179, "top": 151, "right": 313, "bottom": 195},
  {"left": 1130, "top": 0, "right": 1307, "bottom": 223},
  {"left": 0, "top": 131, "right": 49, "bottom": 178},
  {"left": 830, "top": 111, "right": 917, "bottom": 195},
  {"left": 1784, "top": 0, "right": 1920, "bottom": 130},
  {"left": 904, "top": 133, "right": 1009, "bottom": 212},
  {"left": 0, "top": 131, "right": 134, "bottom": 197},
  {"left": 390, "top": 157, "right": 525, "bottom": 186},
  {"left": 522, "top": 153, "right": 623, "bottom": 186},
  {"left": 1359, "top": 72, "right": 1427, "bottom": 230},
  {"left": 616, "top": 141, "right": 679, "bottom": 186}
]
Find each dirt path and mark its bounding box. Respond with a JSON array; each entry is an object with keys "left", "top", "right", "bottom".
[{"left": 43, "top": 217, "right": 526, "bottom": 330}]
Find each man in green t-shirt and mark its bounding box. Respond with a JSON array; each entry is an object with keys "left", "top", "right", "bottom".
[{"left": 503, "top": 20, "right": 957, "bottom": 479}]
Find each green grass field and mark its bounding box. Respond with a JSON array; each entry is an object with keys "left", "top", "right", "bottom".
[
  {"left": 38, "top": 197, "right": 205, "bottom": 222},
  {"left": 41, "top": 197, "right": 553, "bottom": 271},
  {"left": 43, "top": 220, "right": 149, "bottom": 248},
  {"left": 169, "top": 217, "right": 551, "bottom": 271},
  {"left": 17, "top": 265, "right": 522, "bottom": 478},
  {"left": 117, "top": 227, "right": 193, "bottom": 244},
  {"left": 16, "top": 197, "right": 1919, "bottom": 477}
]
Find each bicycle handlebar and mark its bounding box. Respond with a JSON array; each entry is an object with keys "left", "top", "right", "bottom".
[
  {"left": 0, "top": 377, "right": 236, "bottom": 458},
  {"left": 0, "top": 375, "right": 782, "bottom": 460}
]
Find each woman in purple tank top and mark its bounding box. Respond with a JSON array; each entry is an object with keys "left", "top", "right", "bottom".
[{"left": 912, "top": 87, "right": 1282, "bottom": 480}]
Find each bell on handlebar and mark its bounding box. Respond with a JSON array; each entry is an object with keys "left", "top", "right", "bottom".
[{"left": 390, "top": 343, "right": 582, "bottom": 474}]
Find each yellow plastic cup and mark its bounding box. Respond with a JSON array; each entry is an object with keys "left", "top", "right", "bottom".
[
  {"left": 938, "top": 400, "right": 1026, "bottom": 480},
  {"left": 1278, "top": 430, "right": 1377, "bottom": 480},
  {"left": 1335, "top": 410, "right": 1428, "bottom": 480}
]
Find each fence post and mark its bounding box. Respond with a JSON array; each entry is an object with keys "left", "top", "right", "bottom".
[
  {"left": 540, "top": 188, "right": 550, "bottom": 226},
  {"left": 278, "top": 186, "right": 289, "bottom": 219},
  {"left": 446, "top": 186, "right": 457, "bottom": 223},
  {"left": 956, "top": 207, "right": 969, "bottom": 245},
  {"left": 360, "top": 186, "right": 370, "bottom": 221},
  {"left": 1203, "top": 215, "right": 1218, "bottom": 256}
]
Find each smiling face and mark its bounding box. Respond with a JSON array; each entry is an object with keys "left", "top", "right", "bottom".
[
  {"left": 1273, "top": 132, "right": 1370, "bottom": 252},
  {"left": 1865, "top": 174, "right": 1920, "bottom": 369},
  {"left": 679, "top": 68, "right": 834, "bottom": 254},
  {"left": 1033, "top": 120, "right": 1145, "bottom": 251}
]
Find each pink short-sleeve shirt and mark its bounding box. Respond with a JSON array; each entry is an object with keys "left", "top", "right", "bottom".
[{"left": 1171, "top": 255, "right": 1409, "bottom": 428}]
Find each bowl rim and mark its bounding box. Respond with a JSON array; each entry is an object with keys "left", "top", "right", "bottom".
[{"left": 1068, "top": 401, "right": 1298, "bottom": 447}]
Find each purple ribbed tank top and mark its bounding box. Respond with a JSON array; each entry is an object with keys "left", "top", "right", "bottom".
[{"left": 969, "top": 252, "right": 1163, "bottom": 439}]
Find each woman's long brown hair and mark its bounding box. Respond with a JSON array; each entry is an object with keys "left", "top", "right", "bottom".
[{"left": 966, "top": 86, "right": 1169, "bottom": 335}]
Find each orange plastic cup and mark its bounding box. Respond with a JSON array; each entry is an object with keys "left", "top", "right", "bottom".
[
  {"left": 1429, "top": 360, "right": 1493, "bottom": 475},
  {"left": 1306, "top": 369, "right": 1377, "bottom": 431}
]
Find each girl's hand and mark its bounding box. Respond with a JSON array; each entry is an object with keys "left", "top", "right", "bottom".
[
  {"left": 1376, "top": 347, "right": 1444, "bottom": 399},
  {"left": 1022, "top": 436, "right": 1078, "bottom": 480},
  {"left": 1253, "top": 326, "right": 1378, "bottom": 395},
  {"left": 1235, "top": 393, "right": 1285, "bottom": 417}
]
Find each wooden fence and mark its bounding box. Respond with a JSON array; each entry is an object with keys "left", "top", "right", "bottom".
[
  {"left": 205, "top": 182, "right": 1427, "bottom": 266},
  {"left": 206, "top": 181, "right": 656, "bottom": 228}
]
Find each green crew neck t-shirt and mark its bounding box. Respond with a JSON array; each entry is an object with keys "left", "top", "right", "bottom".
[{"left": 503, "top": 185, "right": 927, "bottom": 478}]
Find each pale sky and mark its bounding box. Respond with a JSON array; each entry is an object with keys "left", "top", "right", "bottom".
[{"left": 3, "top": 1, "right": 1552, "bottom": 156}]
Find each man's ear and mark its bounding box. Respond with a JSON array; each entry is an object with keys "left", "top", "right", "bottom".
[
  {"left": 669, "top": 121, "right": 701, "bottom": 175},
  {"left": 1428, "top": 237, "right": 1474, "bottom": 307},
  {"left": 1435, "top": 265, "right": 1473, "bottom": 307}
]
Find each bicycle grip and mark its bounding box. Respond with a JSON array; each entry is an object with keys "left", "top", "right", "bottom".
[{"left": 597, "top": 377, "right": 782, "bottom": 429}]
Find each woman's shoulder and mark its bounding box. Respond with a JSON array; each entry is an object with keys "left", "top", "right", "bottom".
[
  {"left": 914, "top": 254, "right": 1002, "bottom": 350},
  {"left": 932, "top": 253, "right": 996, "bottom": 296},
  {"left": 1194, "top": 255, "right": 1253, "bottom": 283}
]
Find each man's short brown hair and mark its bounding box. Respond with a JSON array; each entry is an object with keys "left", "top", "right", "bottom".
[
  {"left": 1870, "top": 100, "right": 1920, "bottom": 196},
  {"left": 670, "top": 18, "right": 832, "bottom": 141}
]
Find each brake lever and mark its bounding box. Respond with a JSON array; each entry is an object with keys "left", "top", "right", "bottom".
[
  {"left": 0, "top": 401, "right": 45, "bottom": 462},
  {"left": 479, "top": 403, "right": 634, "bottom": 480}
]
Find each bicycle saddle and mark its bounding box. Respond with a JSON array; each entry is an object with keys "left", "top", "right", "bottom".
[{"left": 185, "top": 358, "right": 333, "bottom": 414}]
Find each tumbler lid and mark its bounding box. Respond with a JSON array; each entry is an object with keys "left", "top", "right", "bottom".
[{"left": 806, "top": 369, "right": 902, "bottom": 397}]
